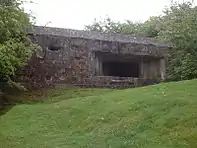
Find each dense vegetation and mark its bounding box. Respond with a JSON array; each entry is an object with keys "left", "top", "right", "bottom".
[
  {"left": 86, "top": 1, "right": 197, "bottom": 81},
  {"left": 1, "top": 80, "right": 197, "bottom": 147},
  {"left": 0, "top": 0, "right": 37, "bottom": 83}
]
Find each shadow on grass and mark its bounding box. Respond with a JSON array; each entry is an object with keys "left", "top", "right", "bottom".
[
  {"left": 0, "top": 105, "right": 14, "bottom": 116},
  {"left": 0, "top": 87, "right": 114, "bottom": 116},
  {"left": 0, "top": 94, "right": 16, "bottom": 116}
]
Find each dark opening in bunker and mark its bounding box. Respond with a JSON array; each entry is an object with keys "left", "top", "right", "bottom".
[
  {"left": 102, "top": 61, "right": 140, "bottom": 77},
  {"left": 48, "top": 46, "right": 61, "bottom": 51}
]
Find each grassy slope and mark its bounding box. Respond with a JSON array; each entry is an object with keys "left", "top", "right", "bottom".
[{"left": 0, "top": 80, "right": 197, "bottom": 148}]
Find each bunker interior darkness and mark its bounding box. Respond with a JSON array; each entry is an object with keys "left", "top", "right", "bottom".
[
  {"left": 96, "top": 52, "right": 141, "bottom": 77},
  {"left": 102, "top": 61, "right": 140, "bottom": 77}
]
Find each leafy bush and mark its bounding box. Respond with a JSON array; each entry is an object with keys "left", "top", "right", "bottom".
[
  {"left": 0, "top": 0, "right": 38, "bottom": 82},
  {"left": 159, "top": 2, "right": 197, "bottom": 81}
]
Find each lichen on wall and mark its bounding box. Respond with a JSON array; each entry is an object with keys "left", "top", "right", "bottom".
[{"left": 20, "top": 26, "right": 169, "bottom": 88}]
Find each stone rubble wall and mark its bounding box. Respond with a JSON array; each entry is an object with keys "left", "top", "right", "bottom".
[
  {"left": 72, "top": 76, "right": 161, "bottom": 89},
  {"left": 18, "top": 31, "right": 168, "bottom": 89},
  {"left": 19, "top": 34, "right": 89, "bottom": 88}
]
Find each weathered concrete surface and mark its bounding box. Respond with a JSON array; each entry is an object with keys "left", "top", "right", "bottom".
[
  {"left": 28, "top": 26, "right": 168, "bottom": 47},
  {"left": 73, "top": 76, "right": 161, "bottom": 89},
  {"left": 20, "top": 26, "right": 169, "bottom": 89}
]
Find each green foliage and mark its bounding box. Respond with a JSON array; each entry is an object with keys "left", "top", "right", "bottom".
[
  {"left": 159, "top": 1, "right": 197, "bottom": 80},
  {"left": 0, "top": 39, "right": 36, "bottom": 81},
  {"left": 142, "top": 16, "right": 163, "bottom": 38},
  {"left": 85, "top": 17, "right": 160, "bottom": 38},
  {"left": 85, "top": 17, "right": 124, "bottom": 34},
  {"left": 167, "top": 52, "right": 197, "bottom": 80},
  {"left": 0, "top": 0, "right": 37, "bottom": 82}
]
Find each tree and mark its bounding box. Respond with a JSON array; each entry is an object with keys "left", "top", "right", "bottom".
[
  {"left": 142, "top": 16, "right": 163, "bottom": 38},
  {"left": 0, "top": 0, "right": 38, "bottom": 82},
  {"left": 158, "top": 1, "right": 197, "bottom": 80},
  {"left": 85, "top": 17, "right": 160, "bottom": 38},
  {"left": 85, "top": 17, "right": 124, "bottom": 34}
]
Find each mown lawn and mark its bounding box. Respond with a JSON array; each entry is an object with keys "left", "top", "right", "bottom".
[{"left": 1, "top": 80, "right": 197, "bottom": 148}]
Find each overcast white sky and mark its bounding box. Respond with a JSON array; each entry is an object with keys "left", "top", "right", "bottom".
[{"left": 24, "top": 0, "right": 195, "bottom": 30}]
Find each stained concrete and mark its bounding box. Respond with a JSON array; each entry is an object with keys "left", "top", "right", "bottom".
[{"left": 20, "top": 26, "right": 169, "bottom": 88}]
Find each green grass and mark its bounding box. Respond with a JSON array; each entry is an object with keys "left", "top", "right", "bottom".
[{"left": 1, "top": 80, "right": 197, "bottom": 148}]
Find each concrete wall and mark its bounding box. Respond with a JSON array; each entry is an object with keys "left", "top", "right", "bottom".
[
  {"left": 20, "top": 35, "right": 89, "bottom": 86},
  {"left": 141, "top": 59, "right": 160, "bottom": 79},
  {"left": 19, "top": 33, "right": 168, "bottom": 88},
  {"left": 73, "top": 76, "right": 161, "bottom": 89}
]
